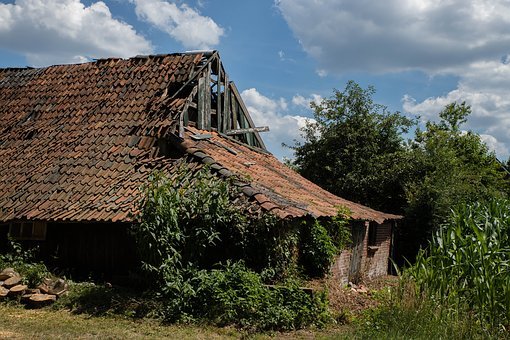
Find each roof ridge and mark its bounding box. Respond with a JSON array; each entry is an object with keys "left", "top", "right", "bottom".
[{"left": 0, "top": 50, "right": 215, "bottom": 71}]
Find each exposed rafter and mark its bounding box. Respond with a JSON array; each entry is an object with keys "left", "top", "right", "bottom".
[{"left": 178, "top": 51, "right": 269, "bottom": 151}]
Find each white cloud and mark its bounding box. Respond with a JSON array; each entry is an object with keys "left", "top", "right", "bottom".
[
  {"left": 277, "top": 0, "right": 510, "bottom": 74},
  {"left": 292, "top": 94, "right": 322, "bottom": 109},
  {"left": 0, "top": 0, "right": 152, "bottom": 66},
  {"left": 277, "top": 0, "right": 510, "bottom": 159},
  {"left": 480, "top": 134, "right": 509, "bottom": 157},
  {"left": 132, "top": 0, "right": 223, "bottom": 50},
  {"left": 241, "top": 88, "right": 314, "bottom": 159},
  {"left": 403, "top": 59, "right": 510, "bottom": 160}
]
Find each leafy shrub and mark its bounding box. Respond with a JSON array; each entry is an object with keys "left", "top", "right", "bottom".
[
  {"left": 0, "top": 239, "right": 49, "bottom": 287},
  {"left": 406, "top": 198, "right": 510, "bottom": 331},
  {"left": 159, "top": 261, "right": 331, "bottom": 331},
  {"left": 299, "top": 210, "right": 351, "bottom": 278},
  {"left": 131, "top": 165, "right": 341, "bottom": 330},
  {"left": 299, "top": 220, "right": 337, "bottom": 277}
]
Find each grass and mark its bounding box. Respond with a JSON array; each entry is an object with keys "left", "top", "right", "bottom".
[
  {"left": 0, "top": 303, "right": 358, "bottom": 339},
  {"left": 4, "top": 279, "right": 502, "bottom": 339},
  {"left": 0, "top": 304, "right": 242, "bottom": 339}
]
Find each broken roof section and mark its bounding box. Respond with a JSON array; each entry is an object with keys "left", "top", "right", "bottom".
[{"left": 0, "top": 51, "right": 399, "bottom": 224}]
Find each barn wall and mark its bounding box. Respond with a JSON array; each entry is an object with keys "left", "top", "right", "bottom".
[
  {"left": 365, "top": 222, "right": 393, "bottom": 278},
  {"left": 331, "top": 221, "right": 393, "bottom": 284},
  {"left": 42, "top": 222, "right": 138, "bottom": 277},
  {"left": 0, "top": 222, "right": 138, "bottom": 279}
]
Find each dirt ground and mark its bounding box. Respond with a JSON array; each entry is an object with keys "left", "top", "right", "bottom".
[{"left": 309, "top": 275, "right": 399, "bottom": 315}]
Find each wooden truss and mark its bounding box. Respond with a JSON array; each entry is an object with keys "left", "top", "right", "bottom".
[{"left": 177, "top": 51, "right": 268, "bottom": 150}]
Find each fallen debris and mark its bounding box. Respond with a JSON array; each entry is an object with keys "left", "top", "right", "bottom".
[
  {"left": 27, "top": 293, "right": 57, "bottom": 307},
  {"left": 0, "top": 268, "right": 67, "bottom": 308}
]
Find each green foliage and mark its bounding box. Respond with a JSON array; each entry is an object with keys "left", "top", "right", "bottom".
[
  {"left": 401, "top": 102, "right": 509, "bottom": 259},
  {"left": 299, "top": 220, "right": 336, "bottom": 277},
  {"left": 291, "top": 80, "right": 414, "bottom": 213},
  {"left": 131, "top": 164, "right": 338, "bottom": 330},
  {"left": 0, "top": 239, "right": 49, "bottom": 287},
  {"left": 132, "top": 164, "right": 242, "bottom": 277},
  {"left": 158, "top": 261, "right": 331, "bottom": 331},
  {"left": 290, "top": 82, "right": 509, "bottom": 262},
  {"left": 299, "top": 209, "right": 351, "bottom": 278},
  {"left": 355, "top": 281, "right": 486, "bottom": 339},
  {"left": 406, "top": 199, "right": 510, "bottom": 331},
  {"left": 407, "top": 102, "right": 507, "bottom": 225}
]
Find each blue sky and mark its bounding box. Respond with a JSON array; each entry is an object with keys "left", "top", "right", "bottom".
[{"left": 0, "top": 0, "right": 509, "bottom": 161}]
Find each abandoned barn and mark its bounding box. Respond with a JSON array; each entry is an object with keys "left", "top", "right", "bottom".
[{"left": 0, "top": 51, "right": 400, "bottom": 282}]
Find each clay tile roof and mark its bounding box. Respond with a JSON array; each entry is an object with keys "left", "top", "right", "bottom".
[
  {"left": 179, "top": 127, "right": 401, "bottom": 224},
  {"left": 0, "top": 52, "right": 206, "bottom": 223},
  {"left": 0, "top": 51, "right": 399, "bottom": 224}
]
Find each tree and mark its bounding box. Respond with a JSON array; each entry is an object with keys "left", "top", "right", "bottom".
[
  {"left": 399, "top": 102, "right": 509, "bottom": 259},
  {"left": 291, "top": 83, "right": 509, "bottom": 262},
  {"left": 291, "top": 80, "right": 414, "bottom": 213}
]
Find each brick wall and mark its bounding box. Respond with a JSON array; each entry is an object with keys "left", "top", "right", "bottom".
[
  {"left": 330, "top": 221, "right": 393, "bottom": 284},
  {"left": 365, "top": 221, "right": 392, "bottom": 278}
]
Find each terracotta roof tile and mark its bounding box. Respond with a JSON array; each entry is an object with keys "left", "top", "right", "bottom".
[
  {"left": 0, "top": 53, "right": 204, "bottom": 223},
  {"left": 180, "top": 127, "right": 400, "bottom": 224},
  {"left": 0, "top": 51, "right": 399, "bottom": 224}
]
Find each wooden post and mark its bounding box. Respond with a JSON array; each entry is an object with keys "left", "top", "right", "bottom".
[
  {"left": 229, "top": 82, "right": 267, "bottom": 149},
  {"left": 197, "top": 64, "right": 211, "bottom": 130},
  {"left": 216, "top": 58, "right": 222, "bottom": 131},
  {"left": 222, "top": 78, "right": 230, "bottom": 132}
]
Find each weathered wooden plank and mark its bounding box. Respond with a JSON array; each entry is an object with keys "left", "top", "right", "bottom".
[
  {"left": 197, "top": 66, "right": 211, "bottom": 130},
  {"left": 225, "top": 126, "right": 269, "bottom": 135},
  {"left": 197, "top": 76, "right": 207, "bottom": 130},
  {"left": 205, "top": 63, "right": 211, "bottom": 130},
  {"left": 231, "top": 95, "right": 238, "bottom": 130},
  {"left": 222, "top": 77, "right": 230, "bottom": 132},
  {"left": 179, "top": 85, "right": 198, "bottom": 137},
  {"left": 216, "top": 58, "right": 222, "bottom": 130},
  {"left": 229, "top": 82, "right": 267, "bottom": 149}
]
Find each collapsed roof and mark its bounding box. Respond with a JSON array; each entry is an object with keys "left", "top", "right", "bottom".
[{"left": 0, "top": 51, "right": 399, "bottom": 224}]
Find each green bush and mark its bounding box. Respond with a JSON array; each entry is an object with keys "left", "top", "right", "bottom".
[
  {"left": 0, "top": 239, "right": 49, "bottom": 287},
  {"left": 159, "top": 261, "right": 331, "bottom": 331},
  {"left": 299, "top": 220, "right": 337, "bottom": 277},
  {"left": 299, "top": 210, "right": 351, "bottom": 278},
  {"left": 131, "top": 165, "right": 341, "bottom": 330}
]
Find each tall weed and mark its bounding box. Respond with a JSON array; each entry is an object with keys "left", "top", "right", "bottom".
[{"left": 407, "top": 199, "right": 510, "bottom": 332}]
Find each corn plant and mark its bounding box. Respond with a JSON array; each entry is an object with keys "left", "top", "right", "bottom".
[{"left": 406, "top": 199, "right": 510, "bottom": 330}]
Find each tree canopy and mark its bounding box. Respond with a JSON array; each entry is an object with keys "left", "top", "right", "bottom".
[
  {"left": 290, "top": 81, "right": 509, "bottom": 260},
  {"left": 291, "top": 80, "right": 414, "bottom": 213}
]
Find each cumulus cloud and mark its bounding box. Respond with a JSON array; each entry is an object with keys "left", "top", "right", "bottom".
[
  {"left": 241, "top": 88, "right": 314, "bottom": 159},
  {"left": 292, "top": 94, "right": 322, "bottom": 109},
  {"left": 277, "top": 0, "right": 510, "bottom": 159},
  {"left": 277, "top": 0, "right": 510, "bottom": 74},
  {"left": 132, "top": 0, "right": 223, "bottom": 50},
  {"left": 403, "top": 59, "right": 510, "bottom": 160},
  {"left": 480, "top": 134, "right": 509, "bottom": 157},
  {"left": 0, "top": 0, "right": 152, "bottom": 66}
]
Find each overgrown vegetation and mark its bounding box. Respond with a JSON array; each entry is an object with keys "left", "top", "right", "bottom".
[
  {"left": 355, "top": 281, "right": 487, "bottom": 339},
  {"left": 406, "top": 199, "right": 510, "bottom": 333},
  {"left": 290, "top": 81, "right": 509, "bottom": 262},
  {"left": 130, "top": 163, "right": 350, "bottom": 330},
  {"left": 290, "top": 80, "right": 414, "bottom": 214},
  {"left": 0, "top": 239, "right": 49, "bottom": 287},
  {"left": 351, "top": 199, "right": 510, "bottom": 338}
]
